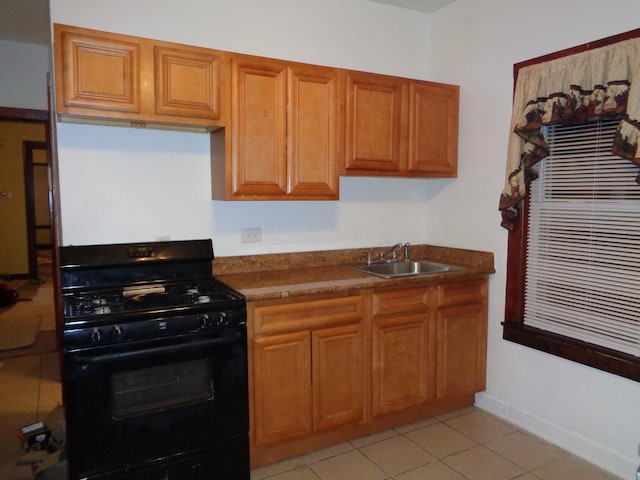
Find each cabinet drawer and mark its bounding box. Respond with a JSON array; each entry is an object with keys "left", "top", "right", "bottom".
[
  {"left": 372, "top": 286, "right": 431, "bottom": 317},
  {"left": 437, "top": 279, "right": 487, "bottom": 307},
  {"left": 253, "top": 294, "right": 363, "bottom": 336}
]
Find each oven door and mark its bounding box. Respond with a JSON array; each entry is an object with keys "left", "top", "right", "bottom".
[{"left": 62, "top": 326, "right": 249, "bottom": 480}]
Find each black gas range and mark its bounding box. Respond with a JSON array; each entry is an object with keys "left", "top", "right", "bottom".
[{"left": 59, "top": 239, "right": 250, "bottom": 480}]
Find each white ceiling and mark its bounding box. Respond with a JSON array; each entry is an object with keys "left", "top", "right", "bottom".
[
  {"left": 0, "top": 0, "right": 50, "bottom": 45},
  {"left": 0, "top": 0, "right": 456, "bottom": 46}
]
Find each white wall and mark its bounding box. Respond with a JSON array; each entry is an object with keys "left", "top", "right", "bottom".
[
  {"left": 50, "top": 0, "right": 436, "bottom": 254},
  {"left": 0, "top": 40, "right": 50, "bottom": 110},
  {"left": 427, "top": 1, "right": 640, "bottom": 478}
]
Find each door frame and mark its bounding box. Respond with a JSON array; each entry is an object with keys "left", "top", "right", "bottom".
[{"left": 23, "top": 140, "right": 50, "bottom": 278}]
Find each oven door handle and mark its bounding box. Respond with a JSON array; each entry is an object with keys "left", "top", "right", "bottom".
[{"left": 73, "top": 332, "right": 242, "bottom": 364}]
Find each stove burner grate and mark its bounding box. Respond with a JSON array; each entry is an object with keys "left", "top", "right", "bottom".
[{"left": 64, "top": 281, "right": 243, "bottom": 319}]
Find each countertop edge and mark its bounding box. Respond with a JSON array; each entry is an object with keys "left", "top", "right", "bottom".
[{"left": 214, "top": 244, "right": 495, "bottom": 302}]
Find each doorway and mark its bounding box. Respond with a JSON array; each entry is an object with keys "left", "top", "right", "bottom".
[
  {"left": 23, "top": 140, "right": 52, "bottom": 281},
  {"left": 0, "top": 110, "right": 47, "bottom": 279},
  {"left": 0, "top": 108, "right": 57, "bottom": 357}
]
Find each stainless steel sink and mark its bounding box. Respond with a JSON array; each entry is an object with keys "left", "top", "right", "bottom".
[{"left": 345, "top": 260, "right": 465, "bottom": 279}]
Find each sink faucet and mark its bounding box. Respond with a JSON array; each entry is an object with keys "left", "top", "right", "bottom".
[
  {"left": 379, "top": 243, "right": 403, "bottom": 263},
  {"left": 362, "top": 243, "right": 410, "bottom": 264}
]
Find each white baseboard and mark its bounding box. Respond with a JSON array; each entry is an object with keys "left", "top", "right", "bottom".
[{"left": 474, "top": 392, "right": 637, "bottom": 480}]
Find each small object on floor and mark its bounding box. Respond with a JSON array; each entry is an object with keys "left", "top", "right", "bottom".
[
  {"left": 19, "top": 421, "right": 51, "bottom": 451},
  {"left": 16, "top": 405, "right": 67, "bottom": 480},
  {"left": 0, "top": 282, "right": 19, "bottom": 307}
]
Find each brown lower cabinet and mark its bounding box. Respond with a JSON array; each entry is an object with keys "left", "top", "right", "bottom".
[
  {"left": 252, "top": 324, "right": 364, "bottom": 446},
  {"left": 436, "top": 279, "right": 488, "bottom": 399},
  {"left": 371, "top": 286, "right": 434, "bottom": 416},
  {"left": 248, "top": 278, "right": 488, "bottom": 468}
]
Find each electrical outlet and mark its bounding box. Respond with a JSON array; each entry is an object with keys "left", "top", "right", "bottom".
[
  {"left": 241, "top": 227, "right": 262, "bottom": 243},
  {"left": 0, "top": 190, "right": 12, "bottom": 200}
]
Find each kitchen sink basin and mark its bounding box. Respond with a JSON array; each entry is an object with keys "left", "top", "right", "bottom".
[{"left": 345, "top": 260, "right": 465, "bottom": 279}]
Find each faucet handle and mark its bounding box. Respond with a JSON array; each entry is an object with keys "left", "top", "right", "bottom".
[
  {"left": 403, "top": 243, "right": 410, "bottom": 261},
  {"left": 362, "top": 251, "right": 373, "bottom": 265}
]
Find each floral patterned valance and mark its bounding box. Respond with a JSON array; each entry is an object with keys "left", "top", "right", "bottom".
[{"left": 499, "top": 37, "right": 640, "bottom": 230}]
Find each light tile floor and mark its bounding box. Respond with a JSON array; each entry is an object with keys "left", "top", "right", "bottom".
[
  {"left": 0, "top": 353, "right": 63, "bottom": 480},
  {"left": 251, "top": 407, "right": 623, "bottom": 480}
]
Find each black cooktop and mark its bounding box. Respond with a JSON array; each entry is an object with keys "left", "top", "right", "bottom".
[
  {"left": 63, "top": 278, "right": 244, "bottom": 321},
  {"left": 60, "top": 239, "right": 245, "bottom": 327}
]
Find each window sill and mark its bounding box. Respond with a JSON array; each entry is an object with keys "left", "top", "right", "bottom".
[{"left": 502, "top": 323, "right": 640, "bottom": 382}]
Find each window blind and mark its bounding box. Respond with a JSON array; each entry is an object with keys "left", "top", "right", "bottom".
[{"left": 524, "top": 118, "right": 640, "bottom": 357}]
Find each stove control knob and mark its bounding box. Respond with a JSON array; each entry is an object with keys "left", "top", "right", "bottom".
[
  {"left": 215, "top": 312, "right": 228, "bottom": 327},
  {"left": 110, "top": 325, "right": 123, "bottom": 340},
  {"left": 90, "top": 327, "right": 102, "bottom": 343},
  {"left": 200, "top": 314, "right": 212, "bottom": 329}
]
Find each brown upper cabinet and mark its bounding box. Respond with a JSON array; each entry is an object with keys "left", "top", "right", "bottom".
[
  {"left": 211, "top": 55, "right": 340, "bottom": 200},
  {"left": 54, "top": 24, "right": 227, "bottom": 130},
  {"left": 54, "top": 24, "right": 460, "bottom": 195},
  {"left": 344, "top": 70, "right": 459, "bottom": 177}
]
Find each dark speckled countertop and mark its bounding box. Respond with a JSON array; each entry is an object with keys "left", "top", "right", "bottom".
[{"left": 213, "top": 244, "right": 495, "bottom": 302}]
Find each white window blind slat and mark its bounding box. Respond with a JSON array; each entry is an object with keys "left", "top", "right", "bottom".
[{"left": 524, "top": 118, "right": 640, "bottom": 357}]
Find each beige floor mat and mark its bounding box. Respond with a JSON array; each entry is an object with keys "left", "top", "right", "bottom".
[{"left": 0, "top": 315, "right": 42, "bottom": 351}]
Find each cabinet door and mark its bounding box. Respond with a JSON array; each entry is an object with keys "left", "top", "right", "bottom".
[
  {"left": 344, "top": 71, "right": 405, "bottom": 172},
  {"left": 436, "top": 303, "right": 487, "bottom": 399},
  {"left": 231, "top": 57, "right": 287, "bottom": 196},
  {"left": 154, "top": 45, "right": 223, "bottom": 120},
  {"left": 253, "top": 332, "right": 312, "bottom": 446},
  {"left": 57, "top": 28, "right": 142, "bottom": 115},
  {"left": 372, "top": 312, "right": 431, "bottom": 416},
  {"left": 408, "top": 82, "right": 459, "bottom": 176},
  {"left": 312, "top": 324, "right": 364, "bottom": 431},
  {"left": 287, "top": 65, "right": 340, "bottom": 199}
]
